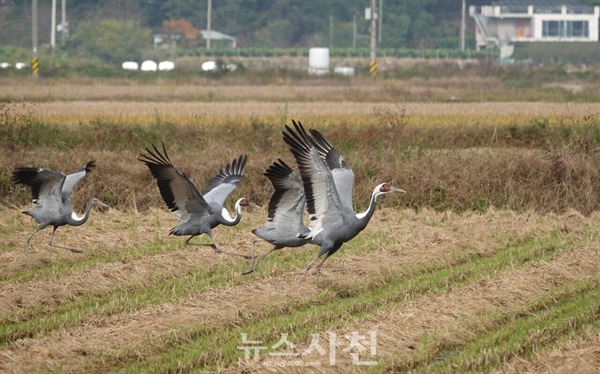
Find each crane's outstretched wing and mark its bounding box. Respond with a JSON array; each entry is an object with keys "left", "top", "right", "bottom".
[
  {"left": 264, "top": 158, "right": 306, "bottom": 231},
  {"left": 282, "top": 120, "right": 345, "bottom": 239},
  {"left": 202, "top": 155, "right": 247, "bottom": 208},
  {"left": 309, "top": 129, "right": 355, "bottom": 215},
  {"left": 12, "top": 167, "right": 66, "bottom": 212},
  {"left": 61, "top": 160, "right": 95, "bottom": 204},
  {"left": 139, "top": 144, "right": 210, "bottom": 223}
]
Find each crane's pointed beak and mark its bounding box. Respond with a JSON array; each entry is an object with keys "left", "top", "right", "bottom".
[
  {"left": 390, "top": 187, "right": 406, "bottom": 193},
  {"left": 250, "top": 202, "right": 261, "bottom": 209},
  {"left": 97, "top": 201, "right": 109, "bottom": 209}
]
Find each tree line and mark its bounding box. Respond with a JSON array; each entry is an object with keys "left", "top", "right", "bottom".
[{"left": 0, "top": 0, "right": 597, "bottom": 64}]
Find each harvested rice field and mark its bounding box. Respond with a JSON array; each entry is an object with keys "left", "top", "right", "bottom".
[
  {"left": 0, "top": 207, "right": 598, "bottom": 373},
  {"left": 0, "top": 81, "right": 598, "bottom": 373}
]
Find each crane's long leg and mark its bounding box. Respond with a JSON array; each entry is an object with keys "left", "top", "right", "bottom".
[
  {"left": 259, "top": 246, "right": 279, "bottom": 274},
  {"left": 314, "top": 254, "right": 331, "bottom": 288},
  {"left": 25, "top": 227, "right": 44, "bottom": 252},
  {"left": 185, "top": 233, "right": 253, "bottom": 260},
  {"left": 301, "top": 250, "right": 333, "bottom": 287},
  {"left": 301, "top": 252, "right": 326, "bottom": 282},
  {"left": 48, "top": 227, "right": 83, "bottom": 254},
  {"left": 242, "top": 241, "right": 279, "bottom": 275},
  {"left": 242, "top": 239, "right": 264, "bottom": 275}
]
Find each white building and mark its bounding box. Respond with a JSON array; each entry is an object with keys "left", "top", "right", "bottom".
[{"left": 470, "top": 0, "right": 600, "bottom": 51}]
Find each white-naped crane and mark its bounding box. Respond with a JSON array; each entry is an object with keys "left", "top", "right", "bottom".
[
  {"left": 139, "top": 144, "right": 253, "bottom": 259},
  {"left": 12, "top": 160, "right": 108, "bottom": 253},
  {"left": 243, "top": 158, "right": 310, "bottom": 275},
  {"left": 282, "top": 120, "right": 405, "bottom": 285}
]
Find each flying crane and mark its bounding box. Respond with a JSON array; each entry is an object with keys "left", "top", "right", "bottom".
[
  {"left": 282, "top": 120, "right": 405, "bottom": 284},
  {"left": 12, "top": 160, "right": 107, "bottom": 253},
  {"left": 139, "top": 144, "right": 253, "bottom": 259},
  {"left": 243, "top": 159, "right": 310, "bottom": 275}
]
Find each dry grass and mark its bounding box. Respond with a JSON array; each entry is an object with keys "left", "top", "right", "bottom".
[
  {"left": 2, "top": 101, "right": 597, "bottom": 123},
  {"left": 0, "top": 207, "right": 597, "bottom": 372},
  {"left": 1, "top": 108, "right": 598, "bottom": 215},
  {"left": 2, "top": 76, "right": 600, "bottom": 103},
  {"left": 502, "top": 332, "right": 600, "bottom": 374}
]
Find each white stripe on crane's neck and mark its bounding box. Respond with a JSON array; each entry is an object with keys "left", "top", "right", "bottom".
[
  {"left": 71, "top": 212, "right": 85, "bottom": 221},
  {"left": 221, "top": 207, "right": 235, "bottom": 223},
  {"left": 355, "top": 210, "right": 369, "bottom": 220},
  {"left": 355, "top": 188, "right": 380, "bottom": 220}
]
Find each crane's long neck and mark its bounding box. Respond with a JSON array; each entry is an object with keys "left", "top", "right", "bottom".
[
  {"left": 68, "top": 200, "right": 95, "bottom": 227},
  {"left": 221, "top": 199, "right": 244, "bottom": 226},
  {"left": 354, "top": 188, "right": 380, "bottom": 232}
]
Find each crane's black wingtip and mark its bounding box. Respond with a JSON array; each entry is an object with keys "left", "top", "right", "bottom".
[
  {"left": 283, "top": 120, "right": 313, "bottom": 151},
  {"left": 84, "top": 160, "right": 96, "bottom": 172},
  {"left": 291, "top": 119, "right": 306, "bottom": 133},
  {"left": 11, "top": 167, "right": 40, "bottom": 185},
  {"left": 238, "top": 154, "right": 248, "bottom": 167},
  {"left": 138, "top": 143, "right": 173, "bottom": 167},
  {"left": 227, "top": 154, "right": 247, "bottom": 175}
]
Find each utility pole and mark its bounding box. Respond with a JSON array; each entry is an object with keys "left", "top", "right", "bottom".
[
  {"left": 206, "top": 0, "right": 212, "bottom": 49},
  {"left": 460, "top": 0, "right": 466, "bottom": 51},
  {"left": 61, "top": 0, "right": 68, "bottom": 38},
  {"left": 32, "top": 0, "right": 39, "bottom": 77},
  {"left": 353, "top": 13, "right": 356, "bottom": 49},
  {"left": 51, "top": 0, "right": 56, "bottom": 51},
  {"left": 369, "top": 0, "right": 377, "bottom": 76},
  {"left": 329, "top": 15, "right": 333, "bottom": 49},
  {"left": 378, "top": 0, "right": 383, "bottom": 43}
]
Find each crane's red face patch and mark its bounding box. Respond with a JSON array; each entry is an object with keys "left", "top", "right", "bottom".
[
  {"left": 380, "top": 183, "right": 390, "bottom": 192},
  {"left": 240, "top": 198, "right": 250, "bottom": 207}
]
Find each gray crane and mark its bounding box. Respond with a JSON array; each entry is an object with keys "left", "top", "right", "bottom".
[
  {"left": 11, "top": 160, "right": 108, "bottom": 253},
  {"left": 139, "top": 144, "right": 253, "bottom": 259},
  {"left": 243, "top": 158, "right": 310, "bottom": 275},
  {"left": 282, "top": 120, "right": 405, "bottom": 284}
]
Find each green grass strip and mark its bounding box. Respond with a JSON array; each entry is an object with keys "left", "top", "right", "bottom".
[
  {"left": 373, "top": 278, "right": 599, "bottom": 373},
  {"left": 423, "top": 281, "right": 600, "bottom": 373},
  {"left": 111, "top": 232, "right": 571, "bottom": 373},
  {"left": 0, "top": 237, "right": 178, "bottom": 285}
]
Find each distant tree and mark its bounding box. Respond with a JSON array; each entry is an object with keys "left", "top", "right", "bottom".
[
  {"left": 72, "top": 19, "right": 152, "bottom": 64},
  {"left": 163, "top": 18, "right": 201, "bottom": 48},
  {"left": 160, "top": 0, "right": 204, "bottom": 23},
  {"left": 381, "top": 0, "right": 438, "bottom": 48}
]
